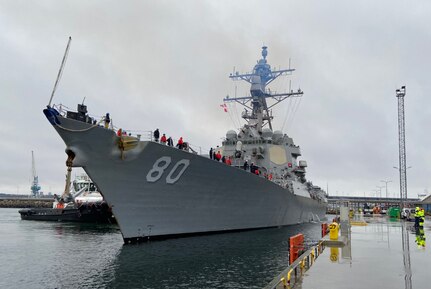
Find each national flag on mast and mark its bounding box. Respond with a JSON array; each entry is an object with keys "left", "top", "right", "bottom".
[{"left": 220, "top": 103, "right": 228, "bottom": 112}]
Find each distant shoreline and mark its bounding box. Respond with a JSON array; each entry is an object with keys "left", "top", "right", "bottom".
[{"left": 0, "top": 198, "right": 52, "bottom": 208}]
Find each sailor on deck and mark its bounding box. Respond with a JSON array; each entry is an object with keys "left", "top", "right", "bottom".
[
  {"left": 160, "top": 134, "right": 167, "bottom": 144},
  {"left": 104, "top": 113, "right": 110, "bottom": 129},
  {"left": 243, "top": 161, "right": 249, "bottom": 171},
  {"left": 177, "top": 137, "right": 184, "bottom": 149},
  {"left": 153, "top": 129, "right": 160, "bottom": 142},
  {"left": 167, "top": 137, "right": 173, "bottom": 146}
]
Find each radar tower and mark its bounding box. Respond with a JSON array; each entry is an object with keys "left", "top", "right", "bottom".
[{"left": 224, "top": 46, "right": 303, "bottom": 132}]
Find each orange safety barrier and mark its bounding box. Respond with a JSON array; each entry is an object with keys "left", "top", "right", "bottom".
[
  {"left": 289, "top": 233, "right": 304, "bottom": 264},
  {"left": 321, "top": 223, "right": 328, "bottom": 237}
]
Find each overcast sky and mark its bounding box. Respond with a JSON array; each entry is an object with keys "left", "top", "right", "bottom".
[{"left": 1, "top": 0, "right": 430, "bottom": 198}]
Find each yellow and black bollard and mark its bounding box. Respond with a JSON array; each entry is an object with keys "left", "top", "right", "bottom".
[{"left": 329, "top": 222, "right": 339, "bottom": 240}]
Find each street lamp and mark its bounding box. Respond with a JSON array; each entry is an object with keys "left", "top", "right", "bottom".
[
  {"left": 380, "top": 180, "right": 392, "bottom": 198},
  {"left": 372, "top": 189, "right": 379, "bottom": 198},
  {"left": 376, "top": 186, "right": 385, "bottom": 198}
]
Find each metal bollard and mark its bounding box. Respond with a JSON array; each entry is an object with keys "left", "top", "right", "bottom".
[
  {"left": 329, "top": 222, "right": 339, "bottom": 240},
  {"left": 287, "top": 269, "right": 293, "bottom": 284}
]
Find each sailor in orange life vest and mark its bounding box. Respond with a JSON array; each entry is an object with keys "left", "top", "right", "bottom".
[
  {"left": 225, "top": 156, "right": 232, "bottom": 165},
  {"left": 177, "top": 137, "right": 184, "bottom": 149},
  {"left": 160, "top": 134, "right": 167, "bottom": 144},
  {"left": 215, "top": 151, "right": 222, "bottom": 161}
]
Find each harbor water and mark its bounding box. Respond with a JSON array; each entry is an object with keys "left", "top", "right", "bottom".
[{"left": 0, "top": 208, "right": 322, "bottom": 289}]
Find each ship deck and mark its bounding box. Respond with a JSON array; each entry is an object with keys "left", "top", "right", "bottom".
[{"left": 266, "top": 216, "right": 429, "bottom": 289}]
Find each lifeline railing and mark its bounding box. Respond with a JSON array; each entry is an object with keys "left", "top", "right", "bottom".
[{"left": 263, "top": 240, "right": 325, "bottom": 289}]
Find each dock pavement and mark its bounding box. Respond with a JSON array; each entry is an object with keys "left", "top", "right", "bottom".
[{"left": 272, "top": 216, "right": 429, "bottom": 289}]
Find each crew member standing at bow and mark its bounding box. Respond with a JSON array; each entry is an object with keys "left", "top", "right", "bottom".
[
  {"left": 177, "top": 137, "right": 184, "bottom": 149},
  {"left": 167, "top": 136, "right": 173, "bottom": 146},
  {"left": 160, "top": 134, "right": 167, "bottom": 145},
  {"left": 104, "top": 113, "right": 110, "bottom": 129},
  {"left": 153, "top": 128, "right": 160, "bottom": 142}
]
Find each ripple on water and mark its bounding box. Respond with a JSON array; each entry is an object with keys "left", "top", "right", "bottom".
[{"left": 0, "top": 208, "right": 323, "bottom": 289}]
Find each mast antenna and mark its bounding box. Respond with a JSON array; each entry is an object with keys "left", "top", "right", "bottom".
[
  {"left": 48, "top": 36, "right": 72, "bottom": 107},
  {"left": 224, "top": 46, "right": 302, "bottom": 132}
]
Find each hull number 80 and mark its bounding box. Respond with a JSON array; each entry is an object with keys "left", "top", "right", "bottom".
[{"left": 146, "top": 156, "right": 190, "bottom": 184}]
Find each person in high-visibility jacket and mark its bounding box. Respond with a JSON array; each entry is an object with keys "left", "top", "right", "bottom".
[
  {"left": 416, "top": 227, "right": 426, "bottom": 248},
  {"left": 419, "top": 208, "right": 425, "bottom": 227},
  {"left": 415, "top": 207, "right": 420, "bottom": 228}
]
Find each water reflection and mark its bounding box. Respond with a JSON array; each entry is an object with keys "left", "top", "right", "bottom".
[
  {"left": 401, "top": 221, "right": 412, "bottom": 289},
  {"left": 99, "top": 224, "right": 323, "bottom": 289},
  {"left": 414, "top": 227, "right": 426, "bottom": 248}
]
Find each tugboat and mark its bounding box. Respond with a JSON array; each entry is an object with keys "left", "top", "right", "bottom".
[
  {"left": 43, "top": 43, "right": 327, "bottom": 243},
  {"left": 19, "top": 173, "right": 115, "bottom": 224}
]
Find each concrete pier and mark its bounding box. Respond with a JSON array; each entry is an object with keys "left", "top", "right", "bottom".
[
  {"left": 267, "top": 216, "right": 430, "bottom": 289},
  {"left": 0, "top": 198, "right": 52, "bottom": 208}
]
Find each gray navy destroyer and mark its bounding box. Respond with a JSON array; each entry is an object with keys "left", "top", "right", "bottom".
[{"left": 43, "top": 46, "right": 327, "bottom": 243}]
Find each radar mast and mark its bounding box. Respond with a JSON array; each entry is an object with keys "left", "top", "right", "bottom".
[{"left": 224, "top": 46, "right": 303, "bottom": 132}]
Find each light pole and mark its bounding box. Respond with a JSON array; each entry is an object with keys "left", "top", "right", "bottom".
[
  {"left": 372, "top": 189, "right": 379, "bottom": 198},
  {"left": 380, "top": 180, "right": 392, "bottom": 198},
  {"left": 396, "top": 86, "right": 407, "bottom": 209},
  {"left": 376, "top": 186, "right": 384, "bottom": 198}
]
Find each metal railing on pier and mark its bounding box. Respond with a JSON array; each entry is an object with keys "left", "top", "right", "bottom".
[{"left": 264, "top": 240, "right": 325, "bottom": 289}]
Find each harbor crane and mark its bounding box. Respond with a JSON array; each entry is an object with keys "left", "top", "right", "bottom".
[{"left": 30, "top": 151, "right": 41, "bottom": 197}]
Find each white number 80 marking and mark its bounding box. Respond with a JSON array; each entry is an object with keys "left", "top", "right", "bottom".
[{"left": 146, "top": 156, "right": 190, "bottom": 184}]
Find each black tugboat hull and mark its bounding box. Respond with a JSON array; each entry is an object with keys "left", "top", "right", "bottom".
[{"left": 19, "top": 206, "right": 116, "bottom": 224}]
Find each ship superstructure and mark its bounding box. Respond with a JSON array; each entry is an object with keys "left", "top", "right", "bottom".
[
  {"left": 43, "top": 46, "right": 327, "bottom": 243},
  {"left": 222, "top": 47, "right": 325, "bottom": 201}
]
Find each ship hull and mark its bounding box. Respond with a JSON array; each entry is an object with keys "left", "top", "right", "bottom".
[{"left": 45, "top": 112, "right": 326, "bottom": 243}]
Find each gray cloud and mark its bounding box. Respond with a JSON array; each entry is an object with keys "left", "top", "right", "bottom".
[{"left": 0, "top": 0, "right": 430, "bottom": 198}]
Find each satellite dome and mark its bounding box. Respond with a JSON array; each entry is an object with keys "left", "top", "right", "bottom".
[
  {"left": 226, "top": 130, "right": 237, "bottom": 140},
  {"left": 272, "top": 130, "right": 283, "bottom": 141},
  {"left": 261, "top": 128, "right": 273, "bottom": 139}
]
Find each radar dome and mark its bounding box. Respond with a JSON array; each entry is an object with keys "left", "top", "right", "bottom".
[
  {"left": 262, "top": 128, "right": 273, "bottom": 139},
  {"left": 226, "top": 130, "right": 237, "bottom": 140},
  {"left": 272, "top": 130, "right": 283, "bottom": 142}
]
